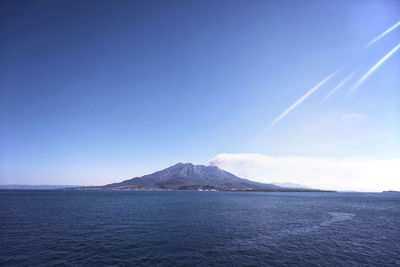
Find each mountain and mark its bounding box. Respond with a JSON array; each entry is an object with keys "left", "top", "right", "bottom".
[
  {"left": 71, "top": 163, "right": 328, "bottom": 191},
  {"left": 272, "top": 182, "right": 312, "bottom": 189},
  {"left": 101, "top": 162, "right": 279, "bottom": 190}
]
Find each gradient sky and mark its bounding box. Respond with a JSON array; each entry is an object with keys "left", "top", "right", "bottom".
[{"left": 1, "top": 0, "right": 399, "bottom": 190}]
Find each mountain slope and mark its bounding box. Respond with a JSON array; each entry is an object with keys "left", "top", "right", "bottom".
[{"left": 102, "top": 162, "right": 280, "bottom": 190}]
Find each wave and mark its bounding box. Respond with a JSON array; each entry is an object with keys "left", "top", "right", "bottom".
[{"left": 283, "top": 212, "right": 355, "bottom": 236}]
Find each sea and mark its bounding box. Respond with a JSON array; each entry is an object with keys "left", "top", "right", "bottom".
[{"left": 0, "top": 190, "right": 399, "bottom": 266}]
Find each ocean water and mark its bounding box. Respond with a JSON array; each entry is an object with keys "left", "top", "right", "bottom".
[{"left": 0, "top": 190, "right": 399, "bottom": 266}]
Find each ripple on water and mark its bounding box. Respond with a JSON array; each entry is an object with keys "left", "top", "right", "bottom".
[{"left": 282, "top": 212, "right": 355, "bottom": 236}]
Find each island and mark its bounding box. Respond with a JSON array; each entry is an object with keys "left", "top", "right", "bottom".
[{"left": 67, "top": 163, "right": 334, "bottom": 192}]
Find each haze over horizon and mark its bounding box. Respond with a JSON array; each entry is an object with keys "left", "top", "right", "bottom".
[{"left": 1, "top": 0, "right": 399, "bottom": 192}]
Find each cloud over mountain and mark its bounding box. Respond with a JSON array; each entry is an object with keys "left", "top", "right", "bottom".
[{"left": 209, "top": 153, "right": 400, "bottom": 192}]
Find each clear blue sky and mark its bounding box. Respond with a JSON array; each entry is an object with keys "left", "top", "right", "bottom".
[{"left": 1, "top": 0, "right": 399, "bottom": 186}]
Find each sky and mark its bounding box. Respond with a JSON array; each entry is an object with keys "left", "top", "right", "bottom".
[{"left": 1, "top": 0, "right": 399, "bottom": 191}]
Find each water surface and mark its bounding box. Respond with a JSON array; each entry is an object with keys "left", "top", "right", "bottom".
[{"left": 0, "top": 190, "right": 399, "bottom": 266}]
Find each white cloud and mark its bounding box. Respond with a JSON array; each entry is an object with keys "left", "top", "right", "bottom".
[
  {"left": 209, "top": 153, "right": 400, "bottom": 192},
  {"left": 341, "top": 112, "right": 365, "bottom": 121}
]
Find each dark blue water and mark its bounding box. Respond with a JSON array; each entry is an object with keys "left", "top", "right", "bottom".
[{"left": 0, "top": 190, "right": 399, "bottom": 266}]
